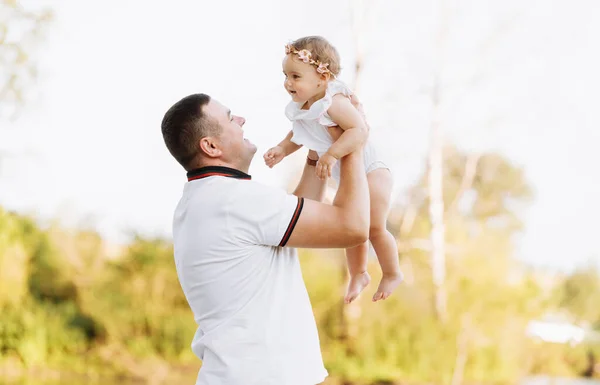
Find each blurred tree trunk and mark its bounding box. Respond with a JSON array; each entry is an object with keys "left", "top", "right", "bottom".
[
  {"left": 426, "top": 0, "right": 520, "bottom": 321},
  {"left": 451, "top": 315, "right": 471, "bottom": 385},
  {"left": 429, "top": 0, "right": 448, "bottom": 322}
]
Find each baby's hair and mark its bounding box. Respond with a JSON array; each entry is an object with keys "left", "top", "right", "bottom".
[{"left": 289, "top": 36, "right": 342, "bottom": 76}]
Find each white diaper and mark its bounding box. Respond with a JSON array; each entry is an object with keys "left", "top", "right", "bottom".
[{"left": 324, "top": 141, "right": 389, "bottom": 184}]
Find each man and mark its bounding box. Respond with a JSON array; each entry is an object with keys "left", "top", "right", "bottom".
[{"left": 161, "top": 92, "right": 370, "bottom": 385}]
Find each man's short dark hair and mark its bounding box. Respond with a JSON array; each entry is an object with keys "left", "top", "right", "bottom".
[{"left": 161, "top": 93, "right": 221, "bottom": 170}]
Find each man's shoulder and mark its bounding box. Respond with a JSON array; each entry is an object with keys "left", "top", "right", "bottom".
[
  {"left": 185, "top": 176, "right": 273, "bottom": 193},
  {"left": 228, "top": 179, "right": 290, "bottom": 203},
  {"left": 183, "top": 177, "right": 292, "bottom": 212}
]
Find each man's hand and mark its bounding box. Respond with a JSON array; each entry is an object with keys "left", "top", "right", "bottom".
[
  {"left": 263, "top": 146, "right": 286, "bottom": 168},
  {"left": 349, "top": 93, "right": 370, "bottom": 132}
]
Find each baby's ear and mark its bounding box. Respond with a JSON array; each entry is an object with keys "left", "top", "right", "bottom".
[{"left": 320, "top": 72, "right": 331, "bottom": 81}]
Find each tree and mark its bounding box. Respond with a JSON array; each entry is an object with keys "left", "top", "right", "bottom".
[
  {"left": 400, "top": 146, "right": 537, "bottom": 384},
  {"left": 428, "top": 0, "right": 449, "bottom": 322},
  {"left": 0, "top": 0, "right": 52, "bottom": 120},
  {"left": 404, "top": 0, "right": 526, "bottom": 322},
  {"left": 399, "top": 145, "right": 533, "bottom": 264},
  {"left": 316, "top": 145, "right": 540, "bottom": 384},
  {"left": 557, "top": 266, "right": 600, "bottom": 326}
]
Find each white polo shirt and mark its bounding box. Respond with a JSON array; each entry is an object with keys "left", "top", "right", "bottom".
[{"left": 172, "top": 166, "right": 328, "bottom": 385}]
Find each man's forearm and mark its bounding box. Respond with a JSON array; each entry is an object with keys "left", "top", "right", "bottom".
[
  {"left": 332, "top": 149, "right": 369, "bottom": 232},
  {"left": 293, "top": 159, "right": 327, "bottom": 201},
  {"left": 326, "top": 127, "right": 367, "bottom": 160}
]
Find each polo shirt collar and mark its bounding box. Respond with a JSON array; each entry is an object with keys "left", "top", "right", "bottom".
[{"left": 187, "top": 166, "right": 251, "bottom": 182}]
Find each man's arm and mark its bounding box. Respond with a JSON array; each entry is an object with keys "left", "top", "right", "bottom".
[
  {"left": 285, "top": 144, "right": 370, "bottom": 249},
  {"left": 292, "top": 151, "right": 326, "bottom": 202}
]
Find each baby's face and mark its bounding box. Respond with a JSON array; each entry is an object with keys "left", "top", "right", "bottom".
[{"left": 282, "top": 55, "right": 324, "bottom": 103}]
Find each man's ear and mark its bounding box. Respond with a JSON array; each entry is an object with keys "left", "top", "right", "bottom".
[{"left": 199, "top": 136, "right": 222, "bottom": 158}]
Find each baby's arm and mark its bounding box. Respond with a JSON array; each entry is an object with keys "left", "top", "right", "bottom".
[
  {"left": 264, "top": 130, "right": 302, "bottom": 168},
  {"left": 278, "top": 130, "right": 302, "bottom": 156},
  {"left": 315, "top": 95, "right": 368, "bottom": 179}
]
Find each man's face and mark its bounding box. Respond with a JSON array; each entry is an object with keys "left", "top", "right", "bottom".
[{"left": 203, "top": 99, "right": 257, "bottom": 169}]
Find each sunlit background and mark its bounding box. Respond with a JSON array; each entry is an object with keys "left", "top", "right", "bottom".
[{"left": 1, "top": 0, "right": 599, "bottom": 384}]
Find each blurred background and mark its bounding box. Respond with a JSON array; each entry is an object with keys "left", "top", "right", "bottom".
[{"left": 1, "top": 0, "right": 599, "bottom": 384}]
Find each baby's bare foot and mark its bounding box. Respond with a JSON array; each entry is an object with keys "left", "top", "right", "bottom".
[
  {"left": 344, "top": 271, "right": 371, "bottom": 304},
  {"left": 372, "top": 272, "right": 403, "bottom": 302}
]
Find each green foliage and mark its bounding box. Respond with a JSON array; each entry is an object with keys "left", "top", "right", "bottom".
[
  {"left": 0, "top": 215, "right": 197, "bottom": 380},
  {"left": 84, "top": 236, "right": 195, "bottom": 359},
  {"left": 0, "top": 301, "right": 89, "bottom": 367},
  {"left": 555, "top": 266, "right": 600, "bottom": 325},
  {"left": 298, "top": 248, "right": 546, "bottom": 385}
]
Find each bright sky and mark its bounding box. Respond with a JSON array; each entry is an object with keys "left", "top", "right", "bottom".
[{"left": 1, "top": 0, "right": 598, "bottom": 272}]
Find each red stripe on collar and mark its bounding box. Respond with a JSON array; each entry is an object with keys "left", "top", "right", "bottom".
[{"left": 186, "top": 166, "right": 251, "bottom": 181}]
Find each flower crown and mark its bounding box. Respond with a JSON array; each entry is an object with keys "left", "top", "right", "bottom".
[{"left": 285, "top": 43, "right": 333, "bottom": 76}]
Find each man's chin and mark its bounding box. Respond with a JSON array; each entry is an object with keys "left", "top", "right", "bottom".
[
  {"left": 245, "top": 139, "right": 257, "bottom": 152},
  {"left": 243, "top": 145, "right": 258, "bottom": 171}
]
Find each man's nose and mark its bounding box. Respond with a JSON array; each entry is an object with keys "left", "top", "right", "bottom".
[{"left": 235, "top": 116, "right": 246, "bottom": 126}]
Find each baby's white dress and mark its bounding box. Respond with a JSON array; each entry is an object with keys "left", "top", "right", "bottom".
[{"left": 285, "top": 79, "right": 388, "bottom": 183}]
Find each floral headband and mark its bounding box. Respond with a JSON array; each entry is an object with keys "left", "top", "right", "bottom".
[{"left": 285, "top": 43, "right": 333, "bottom": 76}]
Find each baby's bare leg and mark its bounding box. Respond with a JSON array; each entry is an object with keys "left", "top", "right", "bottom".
[
  {"left": 368, "top": 168, "right": 403, "bottom": 302},
  {"left": 344, "top": 242, "right": 371, "bottom": 304}
]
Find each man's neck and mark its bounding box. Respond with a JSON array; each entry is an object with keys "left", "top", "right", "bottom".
[
  {"left": 186, "top": 164, "right": 251, "bottom": 181},
  {"left": 188, "top": 160, "right": 249, "bottom": 175}
]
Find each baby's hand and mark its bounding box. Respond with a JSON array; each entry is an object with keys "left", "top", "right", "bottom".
[
  {"left": 263, "top": 146, "right": 286, "bottom": 168},
  {"left": 316, "top": 152, "right": 338, "bottom": 180}
]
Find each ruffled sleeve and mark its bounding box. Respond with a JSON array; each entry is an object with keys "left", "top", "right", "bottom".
[
  {"left": 283, "top": 80, "right": 353, "bottom": 125},
  {"left": 317, "top": 80, "right": 354, "bottom": 127}
]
